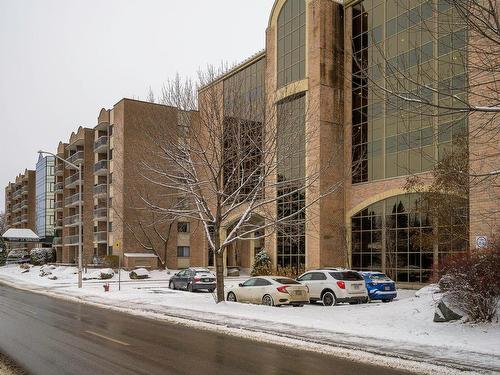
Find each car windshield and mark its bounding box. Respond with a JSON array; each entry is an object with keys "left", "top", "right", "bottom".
[
  {"left": 273, "top": 278, "right": 301, "bottom": 285},
  {"left": 369, "top": 273, "right": 391, "bottom": 281},
  {"left": 195, "top": 270, "right": 210, "bottom": 274},
  {"left": 329, "top": 271, "right": 363, "bottom": 281}
]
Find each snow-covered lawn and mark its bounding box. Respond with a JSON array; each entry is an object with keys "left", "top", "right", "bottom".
[{"left": 0, "top": 264, "right": 499, "bottom": 374}]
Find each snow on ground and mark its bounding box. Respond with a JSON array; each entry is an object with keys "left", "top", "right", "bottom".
[{"left": 0, "top": 264, "right": 499, "bottom": 374}]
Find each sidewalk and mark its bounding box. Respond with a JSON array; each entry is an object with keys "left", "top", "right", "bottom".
[{"left": 0, "top": 265, "right": 499, "bottom": 374}]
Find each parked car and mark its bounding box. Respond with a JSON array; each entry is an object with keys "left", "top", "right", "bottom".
[
  {"left": 226, "top": 276, "right": 309, "bottom": 307},
  {"left": 360, "top": 272, "right": 397, "bottom": 302},
  {"left": 297, "top": 269, "right": 368, "bottom": 306},
  {"left": 169, "top": 268, "right": 216, "bottom": 292},
  {"left": 5, "top": 250, "right": 31, "bottom": 265}
]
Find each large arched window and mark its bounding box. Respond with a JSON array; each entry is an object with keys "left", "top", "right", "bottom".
[
  {"left": 351, "top": 193, "right": 468, "bottom": 283},
  {"left": 277, "top": 0, "right": 306, "bottom": 88}
]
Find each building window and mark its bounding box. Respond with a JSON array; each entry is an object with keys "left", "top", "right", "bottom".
[
  {"left": 177, "top": 222, "right": 190, "bottom": 233},
  {"left": 351, "top": 193, "right": 468, "bottom": 283},
  {"left": 351, "top": 1, "right": 468, "bottom": 183},
  {"left": 177, "top": 246, "right": 190, "bottom": 258},
  {"left": 277, "top": 0, "right": 306, "bottom": 88},
  {"left": 276, "top": 94, "right": 306, "bottom": 269}
]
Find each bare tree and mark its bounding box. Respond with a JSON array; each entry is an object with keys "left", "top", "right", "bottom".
[{"left": 138, "top": 65, "right": 344, "bottom": 303}]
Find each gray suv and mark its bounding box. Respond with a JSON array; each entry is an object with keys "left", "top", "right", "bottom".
[{"left": 169, "top": 268, "right": 216, "bottom": 292}]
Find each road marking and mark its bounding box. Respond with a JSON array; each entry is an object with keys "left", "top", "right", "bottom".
[{"left": 85, "top": 330, "right": 130, "bottom": 346}]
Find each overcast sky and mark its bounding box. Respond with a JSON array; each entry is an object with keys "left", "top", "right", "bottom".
[{"left": 0, "top": 0, "right": 275, "bottom": 211}]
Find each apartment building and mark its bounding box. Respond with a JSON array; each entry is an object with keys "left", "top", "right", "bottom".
[
  {"left": 190, "top": 0, "right": 496, "bottom": 283},
  {"left": 52, "top": 99, "right": 200, "bottom": 269},
  {"left": 4, "top": 170, "right": 37, "bottom": 251}
]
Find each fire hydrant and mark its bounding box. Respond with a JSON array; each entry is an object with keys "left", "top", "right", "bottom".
[{"left": 103, "top": 283, "right": 110, "bottom": 292}]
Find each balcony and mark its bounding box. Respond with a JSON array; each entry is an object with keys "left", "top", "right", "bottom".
[
  {"left": 65, "top": 193, "right": 83, "bottom": 207},
  {"left": 55, "top": 163, "right": 64, "bottom": 176},
  {"left": 15, "top": 216, "right": 22, "bottom": 223},
  {"left": 12, "top": 189, "right": 22, "bottom": 199},
  {"left": 21, "top": 201, "right": 28, "bottom": 209},
  {"left": 12, "top": 203, "right": 22, "bottom": 212},
  {"left": 93, "top": 184, "right": 107, "bottom": 197},
  {"left": 93, "top": 207, "right": 107, "bottom": 220},
  {"left": 94, "top": 160, "right": 108, "bottom": 176},
  {"left": 63, "top": 235, "right": 81, "bottom": 246},
  {"left": 21, "top": 214, "right": 28, "bottom": 223},
  {"left": 55, "top": 201, "right": 64, "bottom": 210},
  {"left": 63, "top": 214, "right": 81, "bottom": 227},
  {"left": 54, "top": 219, "right": 63, "bottom": 229},
  {"left": 55, "top": 182, "right": 64, "bottom": 192},
  {"left": 65, "top": 172, "right": 82, "bottom": 188},
  {"left": 66, "top": 151, "right": 84, "bottom": 168},
  {"left": 94, "top": 136, "right": 108, "bottom": 153},
  {"left": 21, "top": 186, "right": 29, "bottom": 195},
  {"left": 53, "top": 237, "right": 62, "bottom": 246},
  {"left": 94, "top": 231, "right": 107, "bottom": 244}
]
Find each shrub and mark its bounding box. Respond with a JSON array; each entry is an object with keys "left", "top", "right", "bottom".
[
  {"left": 129, "top": 268, "right": 150, "bottom": 279},
  {"left": 0, "top": 247, "right": 6, "bottom": 266},
  {"left": 251, "top": 250, "right": 273, "bottom": 276},
  {"left": 438, "top": 241, "right": 500, "bottom": 323},
  {"left": 276, "top": 265, "right": 305, "bottom": 279},
  {"left": 103, "top": 255, "right": 119, "bottom": 268},
  {"left": 30, "top": 248, "right": 55, "bottom": 266}
]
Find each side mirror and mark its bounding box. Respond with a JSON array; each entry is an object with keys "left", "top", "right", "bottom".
[{"left": 238, "top": 283, "right": 244, "bottom": 287}]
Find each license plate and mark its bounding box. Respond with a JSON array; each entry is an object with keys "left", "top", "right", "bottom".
[
  {"left": 203, "top": 279, "right": 212, "bottom": 282},
  {"left": 384, "top": 286, "right": 390, "bottom": 291},
  {"left": 353, "top": 284, "right": 360, "bottom": 290}
]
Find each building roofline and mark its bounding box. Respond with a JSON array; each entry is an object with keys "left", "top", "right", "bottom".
[{"left": 198, "top": 50, "right": 266, "bottom": 92}]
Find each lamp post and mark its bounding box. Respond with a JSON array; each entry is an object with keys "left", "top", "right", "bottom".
[{"left": 38, "top": 150, "right": 83, "bottom": 288}]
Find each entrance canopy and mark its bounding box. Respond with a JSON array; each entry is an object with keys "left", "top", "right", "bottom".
[{"left": 2, "top": 229, "right": 40, "bottom": 243}]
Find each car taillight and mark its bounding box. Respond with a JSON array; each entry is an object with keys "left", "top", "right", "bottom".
[
  {"left": 336, "top": 281, "right": 346, "bottom": 289},
  {"left": 277, "top": 286, "right": 289, "bottom": 294},
  {"left": 194, "top": 276, "right": 201, "bottom": 283}
]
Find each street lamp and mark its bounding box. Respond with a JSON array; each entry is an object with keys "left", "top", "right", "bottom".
[{"left": 38, "top": 150, "right": 83, "bottom": 288}]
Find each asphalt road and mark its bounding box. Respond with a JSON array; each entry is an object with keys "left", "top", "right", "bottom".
[{"left": 0, "top": 284, "right": 411, "bottom": 375}]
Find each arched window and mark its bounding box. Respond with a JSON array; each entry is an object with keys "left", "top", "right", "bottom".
[
  {"left": 351, "top": 193, "right": 468, "bottom": 283},
  {"left": 277, "top": 0, "right": 306, "bottom": 88}
]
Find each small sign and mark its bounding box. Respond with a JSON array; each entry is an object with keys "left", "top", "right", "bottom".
[
  {"left": 114, "top": 241, "right": 120, "bottom": 249},
  {"left": 475, "top": 236, "right": 488, "bottom": 249}
]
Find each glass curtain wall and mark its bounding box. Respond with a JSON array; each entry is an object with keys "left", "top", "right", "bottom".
[
  {"left": 351, "top": 193, "right": 468, "bottom": 282},
  {"left": 277, "top": 0, "right": 306, "bottom": 88},
  {"left": 276, "top": 94, "right": 306, "bottom": 269},
  {"left": 36, "top": 156, "right": 55, "bottom": 239},
  {"left": 351, "top": 0, "right": 468, "bottom": 183}
]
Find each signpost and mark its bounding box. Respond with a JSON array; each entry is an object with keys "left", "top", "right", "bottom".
[{"left": 115, "top": 241, "right": 121, "bottom": 291}]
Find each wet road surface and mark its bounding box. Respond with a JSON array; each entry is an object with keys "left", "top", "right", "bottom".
[{"left": 0, "top": 284, "right": 412, "bottom": 375}]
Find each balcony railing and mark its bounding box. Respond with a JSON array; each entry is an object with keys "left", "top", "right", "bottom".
[
  {"left": 53, "top": 237, "right": 62, "bottom": 246},
  {"left": 94, "top": 136, "right": 108, "bottom": 152},
  {"left": 65, "top": 193, "right": 82, "bottom": 207},
  {"left": 54, "top": 219, "right": 63, "bottom": 229},
  {"left": 55, "top": 182, "right": 64, "bottom": 192},
  {"left": 12, "top": 189, "right": 22, "bottom": 198},
  {"left": 94, "top": 232, "right": 107, "bottom": 243},
  {"left": 15, "top": 216, "right": 22, "bottom": 223},
  {"left": 63, "top": 235, "right": 81, "bottom": 245},
  {"left": 94, "top": 160, "right": 108, "bottom": 174},
  {"left": 55, "top": 163, "right": 64, "bottom": 176},
  {"left": 66, "top": 151, "right": 84, "bottom": 167},
  {"left": 93, "top": 208, "right": 108, "bottom": 220},
  {"left": 63, "top": 214, "right": 80, "bottom": 227},
  {"left": 55, "top": 201, "right": 64, "bottom": 210},
  {"left": 93, "top": 184, "right": 107, "bottom": 196},
  {"left": 12, "top": 203, "right": 22, "bottom": 212},
  {"left": 21, "top": 214, "right": 28, "bottom": 222},
  {"left": 21, "top": 186, "right": 29, "bottom": 195},
  {"left": 65, "top": 172, "right": 81, "bottom": 187}
]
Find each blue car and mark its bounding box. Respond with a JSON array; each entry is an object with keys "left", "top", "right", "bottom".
[{"left": 360, "top": 272, "right": 397, "bottom": 302}]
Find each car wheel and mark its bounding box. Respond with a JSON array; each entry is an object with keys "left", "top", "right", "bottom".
[
  {"left": 382, "top": 299, "right": 391, "bottom": 303},
  {"left": 293, "top": 304, "right": 304, "bottom": 307},
  {"left": 169, "top": 281, "right": 175, "bottom": 290},
  {"left": 322, "top": 291, "right": 336, "bottom": 306},
  {"left": 227, "top": 292, "right": 237, "bottom": 302},
  {"left": 188, "top": 283, "right": 194, "bottom": 292},
  {"left": 262, "top": 294, "right": 274, "bottom": 306}
]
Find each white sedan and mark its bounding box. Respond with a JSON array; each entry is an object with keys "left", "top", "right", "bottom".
[{"left": 226, "top": 276, "right": 309, "bottom": 307}]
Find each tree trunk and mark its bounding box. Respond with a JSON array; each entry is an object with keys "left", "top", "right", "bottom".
[{"left": 215, "top": 250, "right": 225, "bottom": 303}]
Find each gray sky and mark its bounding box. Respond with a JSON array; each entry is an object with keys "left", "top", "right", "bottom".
[{"left": 0, "top": 0, "right": 275, "bottom": 211}]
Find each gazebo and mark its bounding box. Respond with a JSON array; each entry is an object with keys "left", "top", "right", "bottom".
[{"left": 1, "top": 228, "right": 40, "bottom": 253}]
